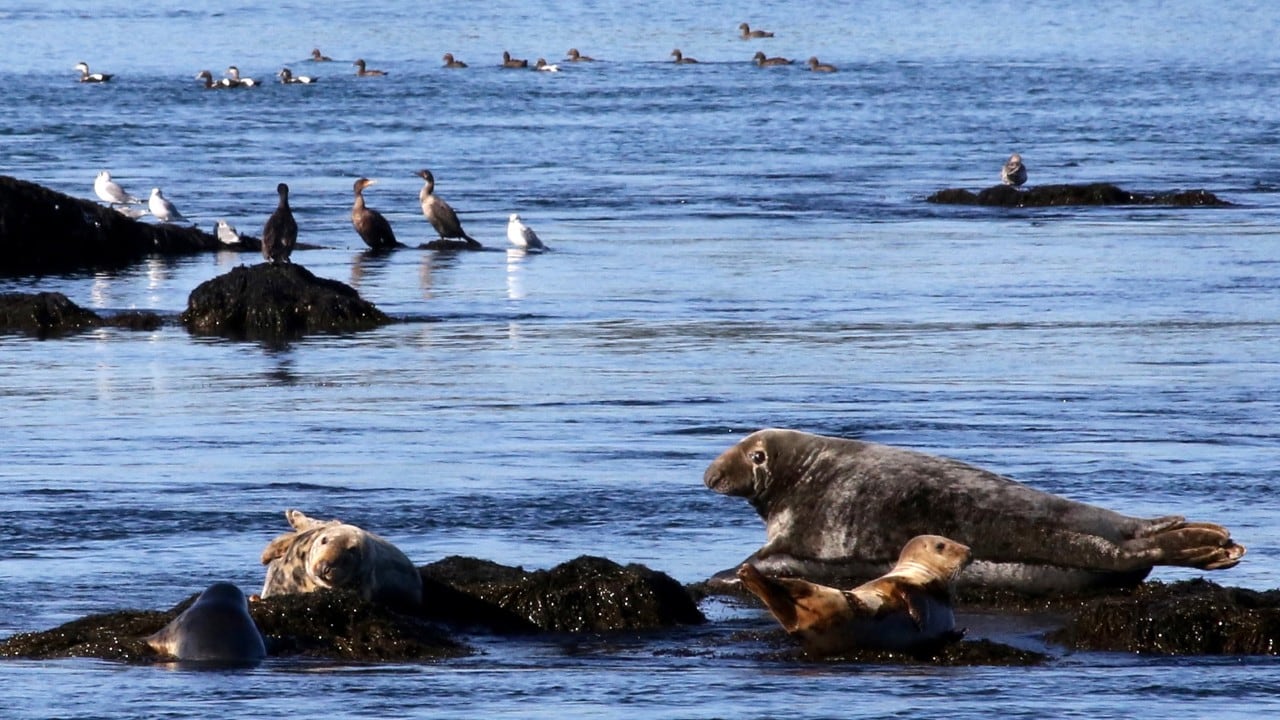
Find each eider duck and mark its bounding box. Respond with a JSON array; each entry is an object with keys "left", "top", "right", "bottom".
[
  {"left": 148, "top": 188, "right": 187, "bottom": 223},
  {"left": 94, "top": 170, "right": 140, "bottom": 205},
  {"left": 1001, "top": 153, "right": 1028, "bottom": 187},
  {"left": 415, "top": 169, "right": 479, "bottom": 248},
  {"left": 442, "top": 53, "right": 468, "bottom": 69},
  {"left": 225, "top": 66, "right": 258, "bottom": 87},
  {"left": 261, "top": 183, "right": 297, "bottom": 264},
  {"left": 753, "top": 51, "right": 793, "bottom": 67},
  {"left": 534, "top": 58, "right": 560, "bottom": 72},
  {"left": 278, "top": 67, "right": 316, "bottom": 84},
  {"left": 502, "top": 51, "right": 528, "bottom": 68},
  {"left": 670, "top": 49, "right": 698, "bottom": 64},
  {"left": 806, "top": 56, "right": 837, "bottom": 72},
  {"left": 215, "top": 219, "right": 242, "bottom": 246},
  {"left": 566, "top": 48, "right": 595, "bottom": 62},
  {"left": 74, "top": 62, "right": 113, "bottom": 83},
  {"left": 195, "top": 70, "right": 231, "bottom": 89},
  {"left": 310, "top": 48, "right": 332, "bottom": 62},
  {"left": 351, "top": 178, "right": 398, "bottom": 250},
  {"left": 353, "top": 59, "right": 386, "bottom": 76},
  {"left": 739, "top": 23, "right": 774, "bottom": 39},
  {"left": 506, "top": 213, "right": 546, "bottom": 251}
]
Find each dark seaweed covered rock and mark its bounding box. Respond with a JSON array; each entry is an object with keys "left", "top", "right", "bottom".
[
  {"left": 180, "top": 263, "right": 391, "bottom": 338},
  {"left": 1048, "top": 579, "right": 1280, "bottom": 655},
  {"left": 927, "top": 182, "right": 1232, "bottom": 207},
  {"left": 0, "top": 175, "right": 226, "bottom": 275},
  {"left": 0, "top": 291, "right": 102, "bottom": 336},
  {"left": 420, "top": 555, "right": 706, "bottom": 633},
  {"left": 0, "top": 589, "right": 466, "bottom": 663}
]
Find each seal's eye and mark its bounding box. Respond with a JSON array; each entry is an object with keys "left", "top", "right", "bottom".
[
  {"left": 935, "top": 542, "right": 946, "bottom": 552},
  {"left": 749, "top": 450, "right": 766, "bottom": 465},
  {"left": 320, "top": 537, "right": 328, "bottom": 545}
]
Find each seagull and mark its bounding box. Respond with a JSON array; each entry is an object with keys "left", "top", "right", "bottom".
[
  {"left": 74, "top": 62, "right": 113, "bottom": 83},
  {"left": 225, "top": 66, "right": 258, "bottom": 87},
  {"left": 1001, "top": 153, "right": 1028, "bottom": 187},
  {"left": 278, "top": 67, "right": 316, "bottom": 84},
  {"left": 506, "top": 213, "right": 546, "bottom": 251},
  {"left": 215, "top": 219, "right": 242, "bottom": 245},
  {"left": 148, "top": 188, "right": 187, "bottom": 223},
  {"left": 94, "top": 171, "right": 140, "bottom": 205},
  {"left": 534, "top": 58, "right": 560, "bottom": 72}
]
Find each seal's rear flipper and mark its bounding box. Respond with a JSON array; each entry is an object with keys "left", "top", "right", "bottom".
[{"left": 1138, "top": 521, "right": 1246, "bottom": 570}]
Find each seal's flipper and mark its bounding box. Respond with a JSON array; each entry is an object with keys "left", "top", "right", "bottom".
[{"left": 1145, "top": 523, "right": 1245, "bottom": 569}]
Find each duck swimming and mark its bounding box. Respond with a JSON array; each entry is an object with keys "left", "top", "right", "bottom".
[
  {"left": 261, "top": 183, "right": 297, "bottom": 264},
  {"left": 310, "top": 48, "right": 332, "bottom": 62},
  {"left": 670, "top": 49, "right": 698, "bottom": 64},
  {"left": 442, "top": 53, "right": 468, "bottom": 68},
  {"left": 278, "top": 67, "right": 316, "bottom": 84},
  {"left": 415, "top": 169, "right": 479, "bottom": 248},
  {"left": 353, "top": 59, "right": 386, "bottom": 76},
  {"left": 225, "top": 66, "right": 258, "bottom": 87},
  {"left": 74, "top": 62, "right": 113, "bottom": 83},
  {"left": 195, "top": 70, "right": 231, "bottom": 89},
  {"left": 351, "top": 178, "right": 398, "bottom": 250},
  {"left": 502, "top": 51, "right": 528, "bottom": 68},
  {"left": 752, "top": 51, "right": 793, "bottom": 67},
  {"left": 739, "top": 23, "right": 775, "bottom": 39},
  {"left": 566, "top": 48, "right": 595, "bottom": 62},
  {"left": 807, "top": 56, "right": 837, "bottom": 72},
  {"left": 534, "top": 58, "right": 560, "bottom": 72}
]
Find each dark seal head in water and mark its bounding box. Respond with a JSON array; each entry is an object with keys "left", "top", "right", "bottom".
[
  {"left": 704, "top": 428, "right": 1245, "bottom": 594},
  {"left": 145, "top": 582, "right": 266, "bottom": 663}
]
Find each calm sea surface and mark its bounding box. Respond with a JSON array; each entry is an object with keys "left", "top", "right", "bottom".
[{"left": 2, "top": 1, "right": 1279, "bottom": 717}]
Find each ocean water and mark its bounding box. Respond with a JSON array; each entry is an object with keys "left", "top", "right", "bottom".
[{"left": 3, "top": 1, "right": 1280, "bottom": 717}]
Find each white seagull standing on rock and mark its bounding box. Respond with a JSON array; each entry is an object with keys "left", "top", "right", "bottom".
[
  {"left": 94, "top": 170, "right": 140, "bottom": 205},
  {"left": 215, "top": 219, "right": 242, "bottom": 245},
  {"left": 149, "top": 188, "right": 188, "bottom": 223},
  {"left": 506, "top": 213, "right": 546, "bottom": 250}
]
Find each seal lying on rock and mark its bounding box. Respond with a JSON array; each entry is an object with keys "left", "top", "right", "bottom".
[
  {"left": 260, "top": 509, "right": 423, "bottom": 608},
  {"left": 705, "top": 429, "right": 1246, "bottom": 594},
  {"left": 739, "top": 534, "right": 971, "bottom": 656},
  {"left": 145, "top": 582, "right": 266, "bottom": 663}
]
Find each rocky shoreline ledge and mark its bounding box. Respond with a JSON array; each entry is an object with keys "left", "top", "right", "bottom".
[
  {"left": 3, "top": 557, "right": 1276, "bottom": 665},
  {"left": 926, "top": 183, "right": 1232, "bottom": 208}
]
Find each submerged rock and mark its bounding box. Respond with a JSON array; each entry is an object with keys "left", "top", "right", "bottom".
[
  {"left": 180, "top": 263, "right": 391, "bottom": 339},
  {"left": 420, "top": 555, "right": 707, "bottom": 633},
  {"left": 0, "top": 175, "right": 223, "bottom": 275},
  {"left": 0, "top": 291, "right": 102, "bottom": 336},
  {"left": 0, "top": 589, "right": 465, "bottom": 663},
  {"left": 1048, "top": 579, "right": 1280, "bottom": 655},
  {"left": 926, "top": 182, "right": 1232, "bottom": 208}
]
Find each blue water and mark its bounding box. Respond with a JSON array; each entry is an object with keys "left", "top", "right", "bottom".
[{"left": 3, "top": 1, "right": 1280, "bottom": 717}]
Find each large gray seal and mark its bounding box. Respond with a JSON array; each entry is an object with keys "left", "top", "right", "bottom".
[
  {"left": 259, "top": 509, "right": 423, "bottom": 608},
  {"left": 145, "top": 582, "right": 266, "bottom": 663},
  {"left": 704, "top": 428, "right": 1246, "bottom": 594}
]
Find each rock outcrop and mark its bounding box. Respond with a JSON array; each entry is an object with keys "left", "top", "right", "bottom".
[
  {"left": 0, "top": 291, "right": 162, "bottom": 337},
  {"left": 927, "top": 183, "right": 1231, "bottom": 208},
  {"left": 180, "top": 263, "right": 391, "bottom": 339}
]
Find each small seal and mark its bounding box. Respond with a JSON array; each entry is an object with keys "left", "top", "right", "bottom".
[
  {"left": 259, "top": 509, "right": 423, "bottom": 608},
  {"left": 704, "top": 429, "right": 1246, "bottom": 594},
  {"left": 739, "top": 534, "right": 971, "bottom": 656},
  {"left": 145, "top": 582, "right": 266, "bottom": 663}
]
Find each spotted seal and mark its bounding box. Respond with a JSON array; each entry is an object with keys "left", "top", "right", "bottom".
[
  {"left": 704, "top": 428, "right": 1245, "bottom": 594},
  {"left": 259, "top": 509, "right": 423, "bottom": 608},
  {"left": 739, "top": 534, "right": 971, "bottom": 656},
  {"left": 145, "top": 582, "right": 266, "bottom": 663}
]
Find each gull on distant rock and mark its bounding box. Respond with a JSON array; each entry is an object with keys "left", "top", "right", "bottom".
[
  {"left": 148, "top": 188, "right": 187, "bottom": 223},
  {"left": 1001, "top": 153, "right": 1028, "bottom": 187},
  {"left": 215, "top": 219, "right": 242, "bottom": 245},
  {"left": 94, "top": 170, "right": 140, "bottom": 205}
]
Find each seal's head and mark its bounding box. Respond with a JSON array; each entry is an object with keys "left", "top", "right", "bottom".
[
  {"left": 703, "top": 428, "right": 815, "bottom": 503},
  {"left": 889, "top": 534, "right": 972, "bottom": 588},
  {"left": 307, "top": 524, "right": 370, "bottom": 589}
]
